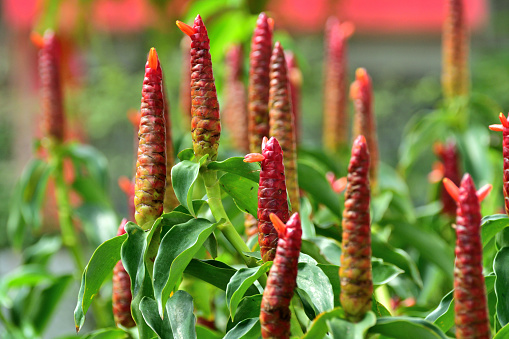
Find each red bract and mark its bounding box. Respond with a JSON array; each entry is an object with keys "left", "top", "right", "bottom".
[
  {"left": 442, "top": 0, "right": 469, "bottom": 99},
  {"left": 323, "top": 18, "right": 354, "bottom": 152},
  {"left": 112, "top": 219, "right": 135, "bottom": 328},
  {"left": 244, "top": 137, "right": 290, "bottom": 262},
  {"left": 224, "top": 44, "right": 249, "bottom": 153},
  {"left": 269, "top": 42, "right": 299, "bottom": 213},
  {"left": 451, "top": 174, "right": 490, "bottom": 338},
  {"left": 134, "top": 48, "right": 166, "bottom": 228},
  {"left": 177, "top": 16, "right": 221, "bottom": 161},
  {"left": 340, "top": 135, "right": 372, "bottom": 322},
  {"left": 351, "top": 68, "right": 378, "bottom": 188},
  {"left": 434, "top": 141, "right": 462, "bottom": 216},
  {"left": 260, "top": 213, "right": 302, "bottom": 339},
  {"left": 36, "top": 30, "right": 65, "bottom": 142},
  {"left": 248, "top": 12, "right": 273, "bottom": 154}
]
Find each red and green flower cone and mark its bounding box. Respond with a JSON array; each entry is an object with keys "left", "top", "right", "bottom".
[
  {"left": 340, "top": 135, "right": 373, "bottom": 322},
  {"left": 134, "top": 48, "right": 166, "bottom": 228}
]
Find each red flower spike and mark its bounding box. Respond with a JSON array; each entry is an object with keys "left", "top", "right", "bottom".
[
  {"left": 38, "top": 29, "right": 65, "bottom": 142},
  {"left": 30, "top": 31, "right": 44, "bottom": 49},
  {"left": 269, "top": 41, "right": 299, "bottom": 213},
  {"left": 490, "top": 112, "right": 509, "bottom": 215},
  {"left": 260, "top": 212, "right": 301, "bottom": 339},
  {"left": 323, "top": 18, "right": 353, "bottom": 152},
  {"left": 257, "top": 137, "right": 290, "bottom": 262},
  {"left": 434, "top": 141, "right": 462, "bottom": 216},
  {"left": 113, "top": 219, "right": 135, "bottom": 328},
  {"left": 453, "top": 174, "right": 490, "bottom": 338},
  {"left": 285, "top": 51, "right": 302, "bottom": 143},
  {"left": 176, "top": 20, "right": 196, "bottom": 37},
  {"left": 248, "top": 12, "right": 273, "bottom": 154},
  {"left": 351, "top": 68, "right": 378, "bottom": 188},
  {"left": 340, "top": 135, "right": 372, "bottom": 322},
  {"left": 134, "top": 48, "right": 166, "bottom": 228},
  {"left": 179, "top": 15, "right": 221, "bottom": 161},
  {"left": 442, "top": 0, "right": 469, "bottom": 99}
]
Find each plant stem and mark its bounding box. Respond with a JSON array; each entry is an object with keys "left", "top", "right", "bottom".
[{"left": 202, "top": 170, "right": 267, "bottom": 285}]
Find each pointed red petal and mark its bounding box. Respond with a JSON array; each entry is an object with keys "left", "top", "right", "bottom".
[
  {"left": 244, "top": 153, "right": 265, "bottom": 163},
  {"left": 30, "top": 31, "right": 44, "bottom": 49},
  {"left": 176, "top": 20, "right": 196, "bottom": 36},
  {"left": 443, "top": 177, "right": 459, "bottom": 202},
  {"left": 500, "top": 113, "right": 509, "bottom": 128},
  {"left": 262, "top": 136, "right": 268, "bottom": 151},
  {"left": 269, "top": 213, "right": 286, "bottom": 236},
  {"left": 148, "top": 47, "right": 158, "bottom": 70},
  {"left": 489, "top": 124, "right": 504, "bottom": 132},
  {"left": 476, "top": 184, "right": 492, "bottom": 202},
  {"left": 332, "top": 177, "right": 347, "bottom": 193}
]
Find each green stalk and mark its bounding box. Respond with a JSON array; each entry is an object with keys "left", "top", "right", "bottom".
[
  {"left": 51, "top": 145, "right": 111, "bottom": 327},
  {"left": 202, "top": 170, "right": 266, "bottom": 286}
]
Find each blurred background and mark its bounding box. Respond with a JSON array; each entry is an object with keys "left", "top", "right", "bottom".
[{"left": 1, "top": 0, "right": 509, "bottom": 336}]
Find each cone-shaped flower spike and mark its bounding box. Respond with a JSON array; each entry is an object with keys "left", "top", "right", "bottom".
[
  {"left": 442, "top": 0, "right": 469, "bottom": 99},
  {"left": 351, "top": 68, "right": 378, "bottom": 188},
  {"left": 269, "top": 42, "right": 299, "bottom": 213},
  {"left": 134, "top": 48, "right": 166, "bottom": 228},
  {"left": 340, "top": 135, "right": 373, "bottom": 322},
  {"left": 112, "top": 219, "right": 135, "bottom": 328},
  {"left": 489, "top": 112, "right": 509, "bottom": 215},
  {"left": 244, "top": 137, "right": 290, "bottom": 262},
  {"left": 248, "top": 12, "right": 273, "bottom": 154},
  {"left": 323, "top": 18, "right": 354, "bottom": 152},
  {"left": 260, "top": 213, "right": 302, "bottom": 339},
  {"left": 433, "top": 141, "right": 462, "bottom": 216},
  {"left": 34, "top": 30, "right": 65, "bottom": 142},
  {"left": 177, "top": 16, "right": 221, "bottom": 161},
  {"left": 444, "top": 174, "right": 491, "bottom": 339}
]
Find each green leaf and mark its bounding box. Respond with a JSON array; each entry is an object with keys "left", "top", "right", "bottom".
[
  {"left": 83, "top": 328, "right": 130, "bottom": 339},
  {"left": 425, "top": 290, "right": 454, "bottom": 332},
  {"left": 369, "top": 317, "right": 449, "bottom": 339},
  {"left": 224, "top": 318, "right": 260, "bottom": 339},
  {"left": 327, "top": 311, "right": 377, "bottom": 339},
  {"left": 371, "top": 233, "right": 423, "bottom": 287},
  {"left": 208, "top": 157, "right": 260, "bottom": 182},
  {"left": 219, "top": 173, "right": 258, "bottom": 217},
  {"left": 31, "top": 274, "right": 73, "bottom": 335},
  {"left": 140, "top": 297, "right": 173, "bottom": 339},
  {"left": 306, "top": 237, "right": 342, "bottom": 265},
  {"left": 196, "top": 325, "right": 223, "bottom": 339},
  {"left": 425, "top": 275, "right": 496, "bottom": 332},
  {"left": 171, "top": 159, "right": 202, "bottom": 216},
  {"left": 226, "top": 294, "right": 263, "bottom": 331},
  {"left": 226, "top": 262, "right": 271, "bottom": 319},
  {"left": 298, "top": 160, "right": 341, "bottom": 216},
  {"left": 154, "top": 218, "right": 218, "bottom": 315},
  {"left": 23, "top": 236, "right": 62, "bottom": 265},
  {"left": 494, "top": 323, "right": 509, "bottom": 338},
  {"left": 297, "top": 263, "right": 334, "bottom": 315},
  {"left": 166, "top": 290, "right": 197, "bottom": 339},
  {"left": 371, "top": 258, "right": 404, "bottom": 286},
  {"left": 184, "top": 259, "right": 259, "bottom": 296},
  {"left": 371, "top": 191, "right": 393, "bottom": 224},
  {"left": 494, "top": 247, "right": 509, "bottom": 326},
  {"left": 0, "top": 264, "right": 55, "bottom": 306},
  {"left": 66, "top": 143, "right": 109, "bottom": 189},
  {"left": 74, "top": 233, "right": 127, "bottom": 332},
  {"left": 121, "top": 222, "right": 150, "bottom": 296},
  {"left": 300, "top": 196, "right": 316, "bottom": 239},
  {"left": 302, "top": 307, "right": 345, "bottom": 338},
  {"left": 178, "top": 148, "right": 195, "bottom": 161},
  {"left": 482, "top": 214, "right": 509, "bottom": 247},
  {"left": 74, "top": 203, "right": 118, "bottom": 246}
]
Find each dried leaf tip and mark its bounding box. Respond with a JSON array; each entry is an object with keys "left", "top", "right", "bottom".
[
  {"left": 176, "top": 20, "right": 196, "bottom": 36},
  {"left": 30, "top": 31, "right": 44, "bottom": 49},
  {"left": 269, "top": 213, "right": 286, "bottom": 236},
  {"left": 244, "top": 153, "right": 265, "bottom": 163},
  {"left": 148, "top": 47, "right": 158, "bottom": 70}
]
